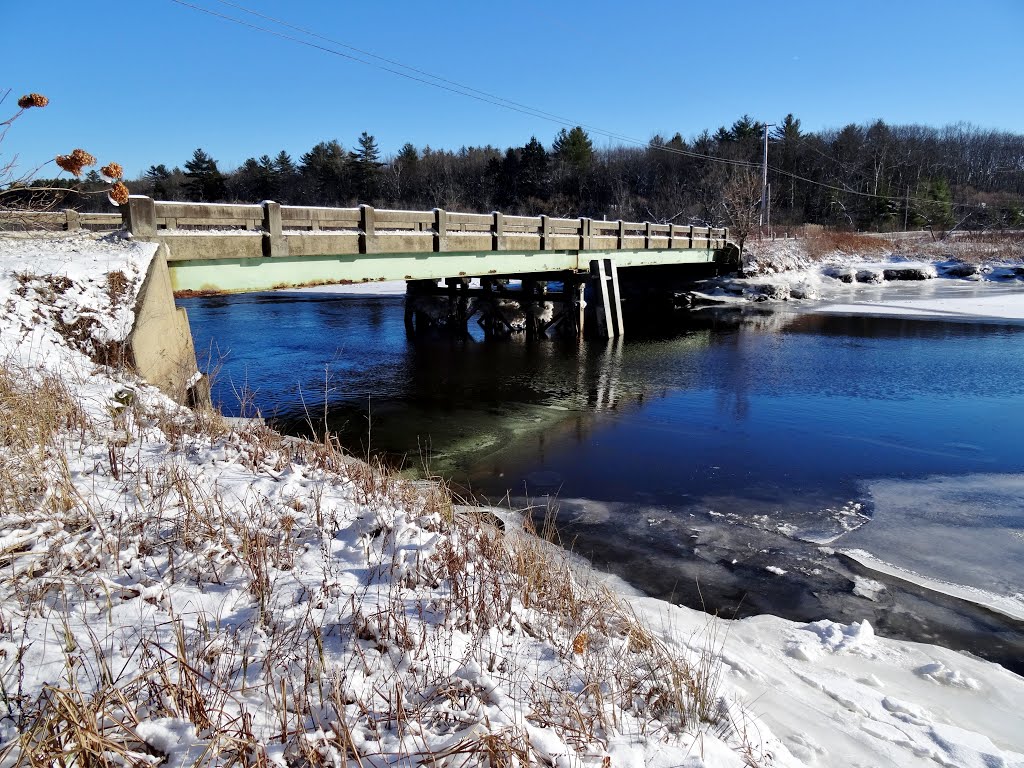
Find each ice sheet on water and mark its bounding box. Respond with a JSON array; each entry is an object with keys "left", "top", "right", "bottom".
[{"left": 838, "top": 473, "right": 1024, "bottom": 610}]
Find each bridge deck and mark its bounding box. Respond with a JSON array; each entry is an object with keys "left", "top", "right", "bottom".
[{"left": 119, "top": 197, "right": 735, "bottom": 294}]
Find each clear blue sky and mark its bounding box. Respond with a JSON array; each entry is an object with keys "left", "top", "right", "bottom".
[{"left": 4, "top": 0, "right": 1023, "bottom": 179}]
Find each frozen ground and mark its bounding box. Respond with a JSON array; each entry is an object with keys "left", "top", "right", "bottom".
[
  {"left": 696, "top": 236, "right": 1024, "bottom": 324},
  {"left": 1, "top": 233, "right": 1023, "bottom": 767}
]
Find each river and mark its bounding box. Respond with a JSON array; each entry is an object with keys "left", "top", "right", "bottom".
[{"left": 179, "top": 278, "right": 1024, "bottom": 672}]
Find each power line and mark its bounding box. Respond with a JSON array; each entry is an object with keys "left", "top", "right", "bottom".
[
  {"left": 168, "top": 0, "right": 641, "bottom": 147},
  {"left": 167, "top": 0, "right": 1002, "bottom": 212},
  {"left": 167, "top": 0, "right": 759, "bottom": 169},
  {"left": 209, "top": 0, "right": 601, "bottom": 134}
]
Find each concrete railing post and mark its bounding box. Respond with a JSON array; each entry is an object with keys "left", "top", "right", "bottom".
[
  {"left": 580, "top": 217, "right": 591, "bottom": 250},
  {"left": 360, "top": 204, "right": 375, "bottom": 254},
  {"left": 688, "top": 225, "right": 694, "bottom": 249},
  {"left": 63, "top": 209, "right": 81, "bottom": 231},
  {"left": 261, "top": 200, "right": 288, "bottom": 257},
  {"left": 492, "top": 211, "right": 505, "bottom": 251},
  {"left": 616, "top": 220, "right": 625, "bottom": 250},
  {"left": 540, "top": 215, "right": 551, "bottom": 251},
  {"left": 669, "top": 223, "right": 677, "bottom": 249},
  {"left": 434, "top": 208, "right": 447, "bottom": 252},
  {"left": 644, "top": 221, "right": 653, "bottom": 250},
  {"left": 124, "top": 196, "right": 157, "bottom": 239}
]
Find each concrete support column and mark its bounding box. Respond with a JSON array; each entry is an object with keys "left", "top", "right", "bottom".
[
  {"left": 64, "top": 209, "right": 81, "bottom": 231},
  {"left": 540, "top": 215, "right": 552, "bottom": 251},
  {"left": 617, "top": 220, "right": 625, "bottom": 250},
  {"left": 124, "top": 195, "right": 157, "bottom": 239},
  {"left": 261, "top": 200, "right": 288, "bottom": 257},
  {"left": 644, "top": 221, "right": 653, "bottom": 250}
]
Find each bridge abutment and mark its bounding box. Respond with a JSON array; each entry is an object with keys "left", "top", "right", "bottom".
[{"left": 128, "top": 244, "right": 209, "bottom": 407}]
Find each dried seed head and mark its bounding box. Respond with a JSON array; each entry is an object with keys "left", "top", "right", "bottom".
[
  {"left": 100, "top": 162, "right": 124, "bottom": 181},
  {"left": 55, "top": 148, "right": 97, "bottom": 177},
  {"left": 108, "top": 182, "right": 130, "bottom": 206},
  {"left": 17, "top": 93, "right": 49, "bottom": 109}
]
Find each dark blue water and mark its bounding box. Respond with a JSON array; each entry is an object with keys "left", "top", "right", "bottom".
[
  {"left": 182, "top": 293, "right": 1024, "bottom": 502},
  {"left": 180, "top": 288, "right": 1024, "bottom": 670}
]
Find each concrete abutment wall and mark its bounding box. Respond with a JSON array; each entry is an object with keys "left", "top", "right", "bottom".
[{"left": 128, "top": 244, "right": 209, "bottom": 407}]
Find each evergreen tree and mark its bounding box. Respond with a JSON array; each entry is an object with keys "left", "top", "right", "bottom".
[
  {"left": 299, "top": 140, "right": 349, "bottom": 204},
  {"left": 771, "top": 114, "right": 804, "bottom": 218},
  {"left": 519, "top": 137, "right": 548, "bottom": 202},
  {"left": 495, "top": 148, "right": 520, "bottom": 209},
  {"left": 232, "top": 157, "right": 263, "bottom": 201},
  {"left": 553, "top": 126, "right": 594, "bottom": 172},
  {"left": 713, "top": 126, "right": 733, "bottom": 145},
  {"left": 395, "top": 143, "right": 419, "bottom": 177},
  {"left": 352, "top": 131, "right": 382, "bottom": 202},
  {"left": 913, "top": 178, "right": 954, "bottom": 229},
  {"left": 729, "top": 114, "right": 762, "bottom": 142},
  {"left": 273, "top": 151, "right": 297, "bottom": 202},
  {"left": 183, "top": 148, "right": 225, "bottom": 202},
  {"left": 253, "top": 155, "right": 276, "bottom": 200},
  {"left": 392, "top": 143, "right": 420, "bottom": 202},
  {"left": 274, "top": 151, "right": 297, "bottom": 177},
  {"left": 144, "top": 164, "right": 173, "bottom": 199}
]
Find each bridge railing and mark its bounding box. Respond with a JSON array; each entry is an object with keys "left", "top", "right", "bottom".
[
  {"left": 121, "top": 197, "right": 729, "bottom": 259},
  {"left": 152, "top": 202, "right": 264, "bottom": 231},
  {"left": 0, "top": 209, "right": 122, "bottom": 232}
]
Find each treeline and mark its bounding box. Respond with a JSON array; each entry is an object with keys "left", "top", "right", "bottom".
[{"left": 33, "top": 115, "right": 1024, "bottom": 233}]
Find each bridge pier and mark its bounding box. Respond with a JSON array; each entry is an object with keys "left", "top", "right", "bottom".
[{"left": 403, "top": 273, "right": 592, "bottom": 340}]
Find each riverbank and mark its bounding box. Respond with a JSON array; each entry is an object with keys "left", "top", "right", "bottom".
[
  {"left": 2, "top": 232, "right": 1023, "bottom": 767},
  {"left": 695, "top": 230, "right": 1024, "bottom": 317}
]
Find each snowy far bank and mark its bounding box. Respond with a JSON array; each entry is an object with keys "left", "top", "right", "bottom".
[
  {"left": 684, "top": 232, "right": 1024, "bottom": 323},
  {"left": 1, "top": 233, "right": 1023, "bottom": 767}
]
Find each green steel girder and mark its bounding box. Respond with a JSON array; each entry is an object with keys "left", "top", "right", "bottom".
[{"left": 168, "top": 248, "right": 724, "bottom": 295}]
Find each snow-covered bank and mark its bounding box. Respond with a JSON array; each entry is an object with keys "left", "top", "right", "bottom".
[
  {"left": 2, "top": 233, "right": 1023, "bottom": 767},
  {"left": 693, "top": 234, "right": 1024, "bottom": 322},
  {"left": 815, "top": 291, "right": 1024, "bottom": 322}
]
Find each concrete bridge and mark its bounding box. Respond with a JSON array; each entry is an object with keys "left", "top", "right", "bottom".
[
  {"left": 118, "top": 196, "right": 732, "bottom": 290},
  {"left": 119, "top": 196, "right": 734, "bottom": 336},
  {"left": 5, "top": 198, "right": 736, "bottom": 404}
]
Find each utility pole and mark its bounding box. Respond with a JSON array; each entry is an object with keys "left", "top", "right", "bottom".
[{"left": 760, "top": 123, "right": 775, "bottom": 229}]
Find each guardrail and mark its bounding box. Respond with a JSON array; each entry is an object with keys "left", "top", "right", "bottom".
[
  {"left": 122, "top": 197, "right": 729, "bottom": 258},
  {"left": 0, "top": 209, "right": 123, "bottom": 232}
]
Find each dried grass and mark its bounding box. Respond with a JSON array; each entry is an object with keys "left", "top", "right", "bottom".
[
  {"left": 800, "top": 228, "right": 893, "bottom": 261},
  {"left": 897, "top": 231, "right": 1024, "bottom": 264},
  {"left": 0, "top": 309, "right": 761, "bottom": 767}
]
